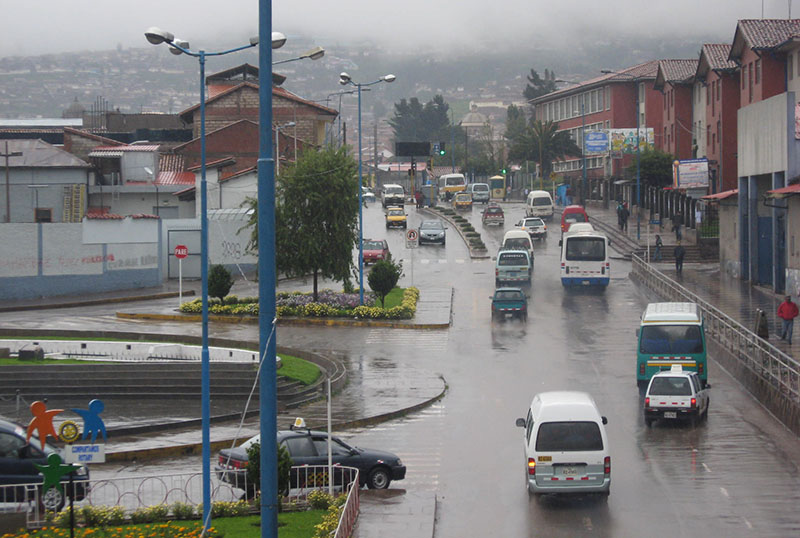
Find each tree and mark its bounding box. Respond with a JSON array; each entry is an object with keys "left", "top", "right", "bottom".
[
  {"left": 367, "top": 256, "right": 403, "bottom": 307},
  {"left": 523, "top": 68, "right": 558, "bottom": 104},
  {"left": 242, "top": 146, "right": 359, "bottom": 301},
  {"left": 627, "top": 148, "right": 675, "bottom": 188},
  {"left": 388, "top": 94, "right": 452, "bottom": 143},
  {"left": 506, "top": 120, "right": 582, "bottom": 182},
  {"left": 246, "top": 441, "right": 292, "bottom": 497},
  {"left": 208, "top": 264, "right": 234, "bottom": 301}
]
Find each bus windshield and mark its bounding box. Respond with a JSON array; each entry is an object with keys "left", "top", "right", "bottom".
[
  {"left": 565, "top": 237, "right": 605, "bottom": 261},
  {"left": 639, "top": 325, "right": 704, "bottom": 354},
  {"left": 446, "top": 177, "right": 465, "bottom": 186}
]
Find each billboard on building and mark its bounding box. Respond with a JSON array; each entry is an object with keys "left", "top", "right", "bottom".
[
  {"left": 584, "top": 131, "right": 609, "bottom": 154},
  {"left": 608, "top": 128, "right": 654, "bottom": 154},
  {"left": 673, "top": 158, "right": 709, "bottom": 189}
]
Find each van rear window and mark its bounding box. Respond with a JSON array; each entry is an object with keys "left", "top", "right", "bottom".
[
  {"left": 639, "top": 325, "right": 704, "bottom": 354},
  {"left": 533, "top": 197, "right": 551, "bottom": 206},
  {"left": 498, "top": 253, "right": 528, "bottom": 265},
  {"left": 536, "top": 422, "right": 603, "bottom": 452},
  {"left": 648, "top": 377, "right": 693, "bottom": 396},
  {"left": 565, "top": 237, "right": 605, "bottom": 261}
]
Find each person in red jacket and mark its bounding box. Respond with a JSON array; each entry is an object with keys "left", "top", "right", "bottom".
[{"left": 777, "top": 295, "right": 799, "bottom": 345}]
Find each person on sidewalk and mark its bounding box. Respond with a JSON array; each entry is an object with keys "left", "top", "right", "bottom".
[
  {"left": 621, "top": 203, "right": 630, "bottom": 232},
  {"left": 672, "top": 212, "right": 683, "bottom": 241},
  {"left": 617, "top": 202, "right": 624, "bottom": 231},
  {"left": 654, "top": 234, "right": 663, "bottom": 262},
  {"left": 674, "top": 241, "right": 686, "bottom": 274},
  {"left": 777, "top": 295, "right": 799, "bottom": 345}
]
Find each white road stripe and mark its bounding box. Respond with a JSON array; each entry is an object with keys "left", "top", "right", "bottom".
[
  {"left": 701, "top": 463, "right": 711, "bottom": 473},
  {"left": 720, "top": 487, "right": 729, "bottom": 498},
  {"left": 743, "top": 518, "right": 753, "bottom": 529}
]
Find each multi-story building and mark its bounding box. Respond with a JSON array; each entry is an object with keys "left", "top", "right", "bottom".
[{"left": 654, "top": 59, "right": 698, "bottom": 160}]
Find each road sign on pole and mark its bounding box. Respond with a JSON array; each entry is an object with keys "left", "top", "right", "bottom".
[
  {"left": 174, "top": 245, "right": 188, "bottom": 308},
  {"left": 405, "top": 228, "right": 419, "bottom": 248}
]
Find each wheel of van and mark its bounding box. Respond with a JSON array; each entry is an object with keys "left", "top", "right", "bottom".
[{"left": 644, "top": 418, "right": 653, "bottom": 428}]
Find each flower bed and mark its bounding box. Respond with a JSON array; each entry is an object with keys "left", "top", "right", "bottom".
[{"left": 179, "top": 288, "right": 420, "bottom": 320}]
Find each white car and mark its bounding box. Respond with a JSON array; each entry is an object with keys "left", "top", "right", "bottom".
[
  {"left": 361, "top": 187, "right": 376, "bottom": 203},
  {"left": 516, "top": 217, "right": 547, "bottom": 239},
  {"left": 644, "top": 365, "right": 710, "bottom": 427}
]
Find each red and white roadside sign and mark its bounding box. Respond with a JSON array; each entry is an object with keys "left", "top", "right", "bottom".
[
  {"left": 174, "top": 245, "right": 188, "bottom": 259},
  {"left": 174, "top": 245, "right": 188, "bottom": 307},
  {"left": 405, "top": 229, "right": 419, "bottom": 248}
]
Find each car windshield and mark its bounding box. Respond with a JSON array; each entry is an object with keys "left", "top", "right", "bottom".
[
  {"left": 363, "top": 241, "right": 384, "bottom": 250},
  {"left": 649, "top": 376, "right": 693, "bottom": 396},
  {"left": 421, "top": 221, "right": 443, "bottom": 231},
  {"left": 565, "top": 237, "right": 605, "bottom": 261},
  {"left": 536, "top": 421, "right": 603, "bottom": 452},
  {"left": 640, "top": 325, "right": 704, "bottom": 354},
  {"left": 446, "top": 177, "right": 465, "bottom": 186},
  {"left": 498, "top": 253, "right": 528, "bottom": 266},
  {"left": 455, "top": 194, "right": 470, "bottom": 200},
  {"left": 533, "top": 197, "right": 551, "bottom": 206},
  {"left": 494, "top": 290, "right": 524, "bottom": 300}
]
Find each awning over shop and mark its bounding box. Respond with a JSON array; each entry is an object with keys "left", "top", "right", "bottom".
[
  {"left": 702, "top": 188, "right": 738, "bottom": 201},
  {"left": 766, "top": 183, "right": 800, "bottom": 198}
]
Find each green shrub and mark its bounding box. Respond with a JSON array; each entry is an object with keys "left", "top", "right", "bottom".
[
  {"left": 308, "top": 489, "right": 334, "bottom": 510},
  {"left": 367, "top": 257, "right": 403, "bottom": 307},
  {"left": 78, "top": 505, "right": 126, "bottom": 527},
  {"left": 247, "top": 441, "right": 293, "bottom": 495},
  {"left": 466, "top": 232, "right": 480, "bottom": 238},
  {"left": 171, "top": 501, "right": 195, "bottom": 520},
  {"left": 210, "top": 500, "right": 250, "bottom": 518},
  {"left": 129, "top": 504, "right": 169, "bottom": 524},
  {"left": 208, "top": 264, "right": 234, "bottom": 301},
  {"left": 313, "top": 504, "right": 343, "bottom": 538}
]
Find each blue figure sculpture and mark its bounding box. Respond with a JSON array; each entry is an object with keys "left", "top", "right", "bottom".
[{"left": 70, "top": 399, "right": 107, "bottom": 443}]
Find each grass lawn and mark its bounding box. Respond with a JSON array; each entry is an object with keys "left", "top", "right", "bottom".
[
  {"left": 277, "top": 354, "right": 321, "bottom": 385},
  {"left": 0, "top": 357, "right": 90, "bottom": 365},
  {"left": 380, "top": 287, "right": 405, "bottom": 309}
]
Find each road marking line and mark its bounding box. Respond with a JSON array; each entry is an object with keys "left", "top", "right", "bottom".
[
  {"left": 720, "top": 487, "right": 729, "bottom": 498},
  {"left": 455, "top": 259, "right": 465, "bottom": 264},
  {"left": 420, "top": 259, "right": 430, "bottom": 264},
  {"left": 438, "top": 259, "right": 447, "bottom": 264},
  {"left": 743, "top": 518, "right": 753, "bottom": 529},
  {"left": 701, "top": 463, "right": 711, "bottom": 473}
]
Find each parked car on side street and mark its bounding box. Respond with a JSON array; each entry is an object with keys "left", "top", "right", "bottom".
[
  {"left": 482, "top": 203, "right": 505, "bottom": 226},
  {"left": 491, "top": 287, "right": 528, "bottom": 321},
  {"left": 216, "top": 422, "right": 406, "bottom": 490},
  {"left": 363, "top": 239, "right": 389, "bottom": 264},
  {"left": 385, "top": 207, "right": 408, "bottom": 229},
  {"left": 419, "top": 220, "right": 446, "bottom": 245}
]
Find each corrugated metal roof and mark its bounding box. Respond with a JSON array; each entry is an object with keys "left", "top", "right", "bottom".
[
  {"left": 159, "top": 153, "right": 185, "bottom": 172},
  {"left": 156, "top": 171, "right": 195, "bottom": 185},
  {"left": 1, "top": 139, "right": 90, "bottom": 168},
  {"left": 766, "top": 183, "right": 800, "bottom": 197},
  {"left": 93, "top": 145, "right": 160, "bottom": 152},
  {"left": 702, "top": 188, "right": 738, "bottom": 200}
]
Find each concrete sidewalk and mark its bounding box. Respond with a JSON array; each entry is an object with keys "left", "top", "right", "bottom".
[{"left": 585, "top": 202, "right": 798, "bottom": 358}]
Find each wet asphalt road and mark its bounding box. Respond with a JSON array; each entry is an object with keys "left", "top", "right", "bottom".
[{"left": 4, "top": 201, "right": 800, "bottom": 536}]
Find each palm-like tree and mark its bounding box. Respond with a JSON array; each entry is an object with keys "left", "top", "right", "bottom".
[{"left": 507, "top": 120, "right": 582, "bottom": 187}]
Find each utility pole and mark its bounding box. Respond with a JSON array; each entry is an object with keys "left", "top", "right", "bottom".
[
  {"left": 342, "top": 121, "right": 347, "bottom": 148},
  {"left": 373, "top": 122, "right": 378, "bottom": 187},
  {"left": 2, "top": 142, "right": 22, "bottom": 223}
]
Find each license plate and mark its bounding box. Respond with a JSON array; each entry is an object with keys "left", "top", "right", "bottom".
[
  {"left": 582, "top": 280, "right": 590, "bottom": 285},
  {"left": 664, "top": 411, "right": 677, "bottom": 419},
  {"left": 561, "top": 466, "right": 578, "bottom": 476}
]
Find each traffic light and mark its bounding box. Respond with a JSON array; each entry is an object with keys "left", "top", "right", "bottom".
[
  {"left": 438, "top": 142, "right": 446, "bottom": 156},
  {"left": 501, "top": 167, "right": 507, "bottom": 174}
]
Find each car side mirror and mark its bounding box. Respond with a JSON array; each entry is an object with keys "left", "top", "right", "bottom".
[
  {"left": 515, "top": 418, "right": 526, "bottom": 428},
  {"left": 601, "top": 416, "right": 608, "bottom": 425}
]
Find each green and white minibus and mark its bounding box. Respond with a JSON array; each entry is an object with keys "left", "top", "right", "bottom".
[{"left": 636, "top": 302, "right": 707, "bottom": 387}]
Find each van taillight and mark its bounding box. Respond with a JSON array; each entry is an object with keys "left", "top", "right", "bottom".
[
  {"left": 495, "top": 269, "right": 498, "bottom": 277},
  {"left": 645, "top": 397, "right": 650, "bottom": 406},
  {"left": 528, "top": 458, "right": 536, "bottom": 475},
  {"left": 698, "top": 363, "right": 704, "bottom": 374},
  {"left": 639, "top": 364, "right": 645, "bottom": 375},
  {"left": 601, "top": 266, "right": 605, "bottom": 275},
  {"left": 604, "top": 456, "right": 611, "bottom": 476},
  {"left": 691, "top": 398, "right": 696, "bottom": 408}
]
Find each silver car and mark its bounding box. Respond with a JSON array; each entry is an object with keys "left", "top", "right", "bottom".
[{"left": 418, "top": 220, "right": 446, "bottom": 245}]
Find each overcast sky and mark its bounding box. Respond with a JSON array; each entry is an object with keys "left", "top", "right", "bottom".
[{"left": 0, "top": 0, "right": 795, "bottom": 58}]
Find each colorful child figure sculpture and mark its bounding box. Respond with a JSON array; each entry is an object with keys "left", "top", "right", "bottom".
[
  {"left": 71, "top": 399, "right": 107, "bottom": 443},
  {"left": 26, "top": 401, "right": 63, "bottom": 449}
]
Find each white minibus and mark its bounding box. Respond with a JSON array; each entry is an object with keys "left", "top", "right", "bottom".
[{"left": 560, "top": 230, "right": 610, "bottom": 287}]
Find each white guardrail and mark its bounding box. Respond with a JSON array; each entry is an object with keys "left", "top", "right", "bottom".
[
  {"left": 631, "top": 254, "right": 800, "bottom": 402},
  {"left": 0, "top": 465, "right": 360, "bottom": 532}
]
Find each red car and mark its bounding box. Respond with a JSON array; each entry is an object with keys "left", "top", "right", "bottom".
[
  {"left": 482, "top": 203, "right": 505, "bottom": 226},
  {"left": 363, "top": 239, "right": 389, "bottom": 264},
  {"left": 561, "top": 205, "right": 589, "bottom": 233}
]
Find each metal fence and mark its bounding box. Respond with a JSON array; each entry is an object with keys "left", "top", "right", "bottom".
[
  {"left": 1, "top": 465, "right": 360, "bottom": 532},
  {"left": 632, "top": 255, "right": 800, "bottom": 403}
]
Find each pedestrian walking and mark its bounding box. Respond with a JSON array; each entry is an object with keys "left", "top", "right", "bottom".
[
  {"left": 617, "top": 202, "right": 624, "bottom": 231},
  {"left": 777, "top": 295, "right": 799, "bottom": 345},
  {"left": 621, "top": 203, "right": 630, "bottom": 232},
  {"left": 674, "top": 240, "right": 686, "bottom": 274},
  {"left": 672, "top": 212, "right": 683, "bottom": 241},
  {"left": 415, "top": 190, "right": 423, "bottom": 209},
  {"left": 654, "top": 234, "right": 663, "bottom": 262}
]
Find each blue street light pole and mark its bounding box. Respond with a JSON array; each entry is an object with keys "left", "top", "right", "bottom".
[
  {"left": 144, "top": 27, "right": 275, "bottom": 532},
  {"left": 338, "top": 72, "right": 396, "bottom": 305},
  {"left": 581, "top": 99, "right": 587, "bottom": 205}
]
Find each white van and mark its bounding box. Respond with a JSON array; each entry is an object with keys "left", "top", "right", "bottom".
[
  {"left": 515, "top": 391, "right": 610, "bottom": 498},
  {"left": 559, "top": 230, "right": 610, "bottom": 288},
  {"left": 501, "top": 229, "right": 534, "bottom": 266},
  {"left": 525, "top": 190, "right": 554, "bottom": 220},
  {"left": 466, "top": 182, "right": 490, "bottom": 203}
]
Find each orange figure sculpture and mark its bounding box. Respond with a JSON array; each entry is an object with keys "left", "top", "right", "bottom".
[{"left": 26, "top": 400, "right": 63, "bottom": 449}]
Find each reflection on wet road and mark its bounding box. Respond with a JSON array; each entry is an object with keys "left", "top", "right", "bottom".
[{"left": 5, "top": 202, "right": 800, "bottom": 536}]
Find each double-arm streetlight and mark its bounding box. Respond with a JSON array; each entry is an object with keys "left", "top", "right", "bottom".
[
  {"left": 602, "top": 69, "right": 643, "bottom": 240},
  {"left": 338, "top": 71, "right": 396, "bottom": 305},
  {"left": 144, "top": 26, "right": 287, "bottom": 533}
]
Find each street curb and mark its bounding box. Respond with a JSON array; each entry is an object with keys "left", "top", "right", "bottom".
[
  {"left": 0, "top": 290, "right": 195, "bottom": 313},
  {"left": 115, "top": 312, "right": 450, "bottom": 330},
  {"left": 105, "top": 375, "right": 449, "bottom": 463}
]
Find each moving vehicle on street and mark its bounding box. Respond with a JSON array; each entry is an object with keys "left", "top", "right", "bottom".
[
  {"left": 361, "top": 187, "right": 376, "bottom": 204},
  {"left": 216, "top": 422, "right": 406, "bottom": 490},
  {"left": 559, "top": 229, "right": 610, "bottom": 287},
  {"left": 363, "top": 239, "right": 389, "bottom": 264},
  {"left": 0, "top": 418, "right": 90, "bottom": 511},
  {"left": 516, "top": 217, "right": 547, "bottom": 239},
  {"left": 515, "top": 391, "right": 611, "bottom": 499},
  {"left": 438, "top": 173, "right": 467, "bottom": 201},
  {"left": 501, "top": 229, "right": 535, "bottom": 267},
  {"left": 637, "top": 302, "right": 707, "bottom": 388},
  {"left": 466, "top": 182, "right": 490, "bottom": 203},
  {"left": 453, "top": 191, "right": 473, "bottom": 210},
  {"left": 491, "top": 287, "right": 528, "bottom": 321},
  {"left": 644, "top": 365, "right": 710, "bottom": 427},
  {"left": 381, "top": 184, "right": 405, "bottom": 208},
  {"left": 481, "top": 203, "right": 505, "bottom": 226},
  {"left": 418, "top": 220, "right": 446, "bottom": 245},
  {"left": 525, "top": 190, "right": 555, "bottom": 220},
  {"left": 561, "top": 205, "right": 589, "bottom": 233},
  {"left": 495, "top": 249, "right": 531, "bottom": 286},
  {"left": 385, "top": 207, "right": 408, "bottom": 229}
]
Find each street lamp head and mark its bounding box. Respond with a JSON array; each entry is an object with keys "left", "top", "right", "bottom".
[
  {"left": 249, "top": 36, "right": 259, "bottom": 47},
  {"left": 272, "top": 32, "right": 287, "bottom": 49},
  {"left": 382, "top": 74, "right": 396, "bottom": 83},
  {"left": 339, "top": 72, "right": 352, "bottom": 85},
  {"left": 144, "top": 27, "right": 174, "bottom": 45},
  {"left": 600, "top": 70, "right": 613, "bottom": 74},
  {"left": 170, "top": 39, "right": 189, "bottom": 55},
  {"left": 305, "top": 46, "right": 325, "bottom": 60}
]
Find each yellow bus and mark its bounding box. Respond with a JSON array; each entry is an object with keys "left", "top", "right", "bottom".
[{"left": 438, "top": 173, "right": 466, "bottom": 200}]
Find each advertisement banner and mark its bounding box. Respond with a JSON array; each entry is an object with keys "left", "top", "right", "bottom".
[
  {"left": 608, "top": 128, "right": 654, "bottom": 154},
  {"left": 673, "top": 158, "right": 709, "bottom": 189},
  {"left": 584, "top": 131, "right": 609, "bottom": 154}
]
